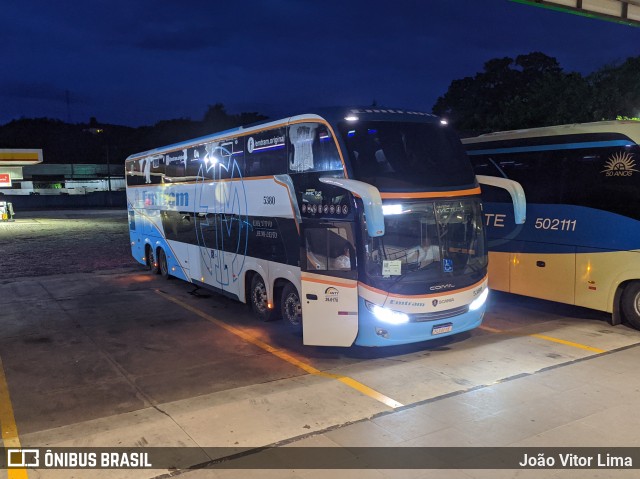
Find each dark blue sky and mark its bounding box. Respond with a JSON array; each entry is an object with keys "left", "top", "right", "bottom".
[{"left": 2, "top": 0, "right": 638, "bottom": 127}]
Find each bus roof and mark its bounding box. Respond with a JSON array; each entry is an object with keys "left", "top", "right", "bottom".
[
  {"left": 462, "top": 120, "right": 640, "bottom": 145},
  {"left": 126, "top": 107, "right": 442, "bottom": 162}
]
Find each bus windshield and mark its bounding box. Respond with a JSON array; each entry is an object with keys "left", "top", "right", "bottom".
[
  {"left": 365, "top": 199, "right": 486, "bottom": 294},
  {"left": 338, "top": 120, "right": 476, "bottom": 189}
]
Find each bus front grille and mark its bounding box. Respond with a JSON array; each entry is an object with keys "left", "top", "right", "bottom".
[{"left": 411, "top": 305, "right": 470, "bottom": 322}]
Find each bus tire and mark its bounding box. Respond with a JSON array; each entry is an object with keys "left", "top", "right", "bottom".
[
  {"left": 250, "top": 274, "right": 276, "bottom": 321},
  {"left": 157, "top": 248, "right": 170, "bottom": 279},
  {"left": 146, "top": 245, "right": 159, "bottom": 274},
  {"left": 621, "top": 282, "right": 640, "bottom": 330},
  {"left": 281, "top": 283, "right": 302, "bottom": 330}
]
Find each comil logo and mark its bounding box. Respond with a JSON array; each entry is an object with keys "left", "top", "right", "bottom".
[{"left": 601, "top": 152, "right": 638, "bottom": 177}]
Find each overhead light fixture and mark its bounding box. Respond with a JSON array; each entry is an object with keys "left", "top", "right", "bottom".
[{"left": 344, "top": 115, "right": 359, "bottom": 122}]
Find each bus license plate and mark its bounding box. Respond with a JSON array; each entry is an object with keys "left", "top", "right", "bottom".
[{"left": 432, "top": 323, "right": 453, "bottom": 335}]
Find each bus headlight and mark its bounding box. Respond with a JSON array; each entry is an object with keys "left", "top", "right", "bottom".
[
  {"left": 382, "top": 204, "right": 403, "bottom": 215},
  {"left": 365, "top": 300, "right": 409, "bottom": 324},
  {"left": 469, "top": 288, "right": 489, "bottom": 311}
]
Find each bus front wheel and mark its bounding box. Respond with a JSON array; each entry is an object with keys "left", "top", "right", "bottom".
[
  {"left": 621, "top": 282, "right": 640, "bottom": 330},
  {"left": 250, "top": 274, "right": 276, "bottom": 321},
  {"left": 281, "top": 283, "right": 302, "bottom": 330}
]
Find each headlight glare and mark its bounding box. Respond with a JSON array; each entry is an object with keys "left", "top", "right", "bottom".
[
  {"left": 365, "top": 300, "right": 410, "bottom": 324},
  {"left": 469, "top": 288, "right": 489, "bottom": 311}
]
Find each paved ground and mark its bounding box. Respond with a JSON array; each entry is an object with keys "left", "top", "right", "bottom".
[
  {"left": 1, "top": 210, "right": 640, "bottom": 479},
  {"left": 0, "top": 209, "right": 131, "bottom": 279}
]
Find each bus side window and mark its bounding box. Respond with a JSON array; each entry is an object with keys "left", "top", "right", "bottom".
[
  {"left": 305, "top": 227, "right": 355, "bottom": 271},
  {"left": 195, "top": 139, "right": 244, "bottom": 180},
  {"left": 305, "top": 228, "right": 328, "bottom": 270},
  {"left": 146, "top": 155, "right": 165, "bottom": 184},
  {"left": 217, "top": 139, "right": 243, "bottom": 180},
  {"left": 126, "top": 160, "right": 145, "bottom": 186},
  {"left": 244, "top": 128, "right": 287, "bottom": 177},
  {"left": 314, "top": 124, "right": 343, "bottom": 173},
  {"left": 186, "top": 145, "right": 207, "bottom": 178},
  {"left": 165, "top": 149, "right": 187, "bottom": 181},
  {"left": 289, "top": 123, "right": 343, "bottom": 174}
]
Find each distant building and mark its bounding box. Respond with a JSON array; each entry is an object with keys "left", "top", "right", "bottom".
[
  {"left": 0, "top": 149, "right": 43, "bottom": 190},
  {"left": 19, "top": 164, "right": 125, "bottom": 195},
  {"left": 0, "top": 149, "right": 124, "bottom": 195}
]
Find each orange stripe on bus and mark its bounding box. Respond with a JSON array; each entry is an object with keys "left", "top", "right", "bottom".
[
  {"left": 301, "top": 274, "right": 357, "bottom": 288},
  {"left": 380, "top": 187, "right": 481, "bottom": 199}
]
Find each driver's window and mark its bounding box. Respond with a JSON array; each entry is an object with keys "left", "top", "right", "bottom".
[{"left": 305, "top": 226, "right": 355, "bottom": 272}]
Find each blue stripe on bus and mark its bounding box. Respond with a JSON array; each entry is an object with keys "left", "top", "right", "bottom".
[
  {"left": 466, "top": 140, "right": 635, "bottom": 156},
  {"left": 483, "top": 202, "right": 640, "bottom": 253}
]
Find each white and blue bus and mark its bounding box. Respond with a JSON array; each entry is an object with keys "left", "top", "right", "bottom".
[
  {"left": 125, "top": 108, "right": 525, "bottom": 346},
  {"left": 463, "top": 120, "right": 640, "bottom": 330}
]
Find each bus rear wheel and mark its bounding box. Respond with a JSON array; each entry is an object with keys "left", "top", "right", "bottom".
[
  {"left": 250, "top": 274, "right": 276, "bottom": 321},
  {"left": 157, "top": 248, "right": 170, "bottom": 279},
  {"left": 281, "top": 283, "right": 302, "bottom": 330},
  {"left": 621, "top": 282, "right": 640, "bottom": 330},
  {"left": 146, "top": 245, "right": 159, "bottom": 274}
]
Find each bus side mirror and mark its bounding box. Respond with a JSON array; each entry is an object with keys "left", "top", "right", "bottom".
[
  {"left": 319, "top": 177, "right": 385, "bottom": 237},
  {"left": 476, "top": 175, "right": 527, "bottom": 225}
]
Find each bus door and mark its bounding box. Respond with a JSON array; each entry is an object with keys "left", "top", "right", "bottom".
[{"left": 301, "top": 221, "right": 359, "bottom": 346}]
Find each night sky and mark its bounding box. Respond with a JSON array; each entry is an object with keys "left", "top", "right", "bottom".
[{"left": 2, "top": 0, "right": 639, "bottom": 127}]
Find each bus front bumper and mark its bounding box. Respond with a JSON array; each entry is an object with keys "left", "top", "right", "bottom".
[{"left": 354, "top": 297, "right": 485, "bottom": 347}]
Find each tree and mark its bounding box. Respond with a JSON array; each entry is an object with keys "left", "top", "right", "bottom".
[
  {"left": 588, "top": 56, "right": 640, "bottom": 121},
  {"left": 433, "top": 52, "right": 592, "bottom": 134},
  {"left": 202, "top": 103, "right": 234, "bottom": 131},
  {"left": 0, "top": 103, "right": 270, "bottom": 164}
]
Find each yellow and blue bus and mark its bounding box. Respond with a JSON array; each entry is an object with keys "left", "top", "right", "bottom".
[
  {"left": 125, "top": 107, "right": 525, "bottom": 346},
  {"left": 463, "top": 120, "right": 640, "bottom": 329}
]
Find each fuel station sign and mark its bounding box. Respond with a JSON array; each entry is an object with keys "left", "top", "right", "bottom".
[{"left": 0, "top": 173, "right": 11, "bottom": 187}]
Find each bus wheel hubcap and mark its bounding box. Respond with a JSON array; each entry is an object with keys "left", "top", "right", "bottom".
[{"left": 284, "top": 294, "right": 301, "bottom": 325}]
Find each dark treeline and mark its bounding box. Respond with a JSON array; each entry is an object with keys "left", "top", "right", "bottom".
[
  {"left": 3, "top": 52, "right": 639, "bottom": 162},
  {"left": 433, "top": 52, "right": 640, "bottom": 135},
  {"left": 0, "top": 103, "right": 267, "bottom": 165}
]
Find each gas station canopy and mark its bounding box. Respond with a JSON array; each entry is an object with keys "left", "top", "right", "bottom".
[
  {"left": 0, "top": 149, "right": 43, "bottom": 188},
  {"left": 0, "top": 149, "right": 43, "bottom": 166},
  {"left": 513, "top": 0, "right": 640, "bottom": 26}
]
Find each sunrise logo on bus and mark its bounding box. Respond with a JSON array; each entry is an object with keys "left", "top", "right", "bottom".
[{"left": 601, "top": 152, "right": 638, "bottom": 177}]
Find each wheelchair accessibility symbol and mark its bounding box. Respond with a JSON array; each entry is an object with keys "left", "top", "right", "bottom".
[{"left": 443, "top": 258, "right": 453, "bottom": 273}]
